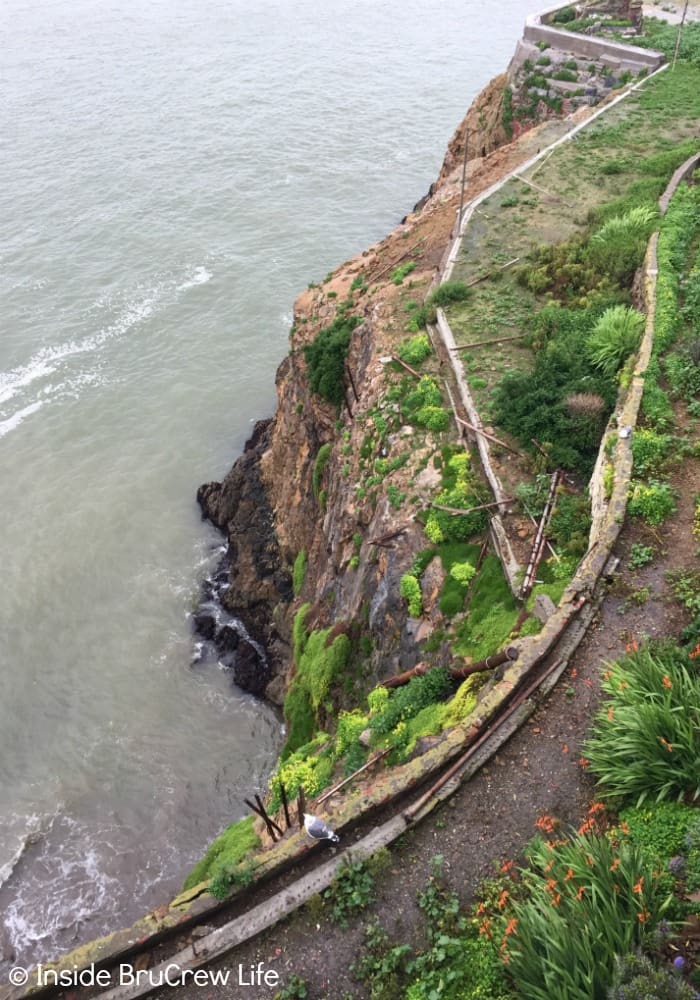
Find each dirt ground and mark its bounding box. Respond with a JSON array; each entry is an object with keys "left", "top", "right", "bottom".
[{"left": 140, "top": 418, "right": 698, "bottom": 1000}]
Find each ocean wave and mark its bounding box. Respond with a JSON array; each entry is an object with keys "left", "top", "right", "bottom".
[
  {"left": 0, "top": 400, "right": 44, "bottom": 438},
  {"left": 177, "top": 265, "right": 212, "bottom": 292}
]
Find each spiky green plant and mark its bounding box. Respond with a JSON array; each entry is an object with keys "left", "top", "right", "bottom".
[
  {"left": 584, "top": 641, "right": 700, "bottom": 805},
  {"left": 587, "top": 305, "right": 645, "bottom": 376}
]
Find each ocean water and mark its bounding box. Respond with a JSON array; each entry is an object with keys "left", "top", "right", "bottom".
[{"left": 0, "top": 0, "right": 544, "bottom": 971}]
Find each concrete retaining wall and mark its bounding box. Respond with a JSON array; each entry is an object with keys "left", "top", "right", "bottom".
[{"left": 524, "top": 3, "right": 663, "bottom": 67}]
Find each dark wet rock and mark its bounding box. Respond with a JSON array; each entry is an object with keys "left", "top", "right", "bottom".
[
  {"left": 233, "top": 638, "right": 272, "bottom": 697},
  {"left": 217, "top": 624, "right": 240, "bottom": 653},
  {"left": 192, "top": 612, "right": 216, "bottom": 641}
]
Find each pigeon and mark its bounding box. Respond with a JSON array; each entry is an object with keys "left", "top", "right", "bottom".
[{"left": 304, "top": 813, "right": 340, "bottom": 843}]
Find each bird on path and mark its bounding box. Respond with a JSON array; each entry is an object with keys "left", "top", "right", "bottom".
[{"left": 304, "top": 813, "right": 340, "bottom": 843}]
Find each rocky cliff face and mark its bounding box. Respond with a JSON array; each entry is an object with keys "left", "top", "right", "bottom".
[{"left": 195, "top": 67, "right": 554, "bottom": 708}]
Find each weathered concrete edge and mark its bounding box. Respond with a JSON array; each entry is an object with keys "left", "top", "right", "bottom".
[{"left": 524, "top": 3, "right": 664, "bottom": 68}]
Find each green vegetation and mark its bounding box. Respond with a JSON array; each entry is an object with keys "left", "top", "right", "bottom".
[
  {"left": 627, "top": 479, "right": 677, "bottom": 526},
  {"left": 397, "top": 333, "right": 432, "bottom": 367},
  {"left": 323, "top": 849, "right": 391, "bottom": 927},
  {"left": 423, "top": 450, "right": 487, "bottom": 544},
  {"left": 587, "top": 305, "right": 645, "bottom": 377},
  {"left": 303, "top": 313, "right": 361, "bottom": 405},
  {"left": 312, "top": 443, "right": 332, "bottom": 500},
  {"left": 503, "top": 831, "right": 670, "bottom": 999},
  {"left": 453, "top": 554, "right": 519, "bottom": 661},
  {"left": 391, "top": 261, "right": 416, "bottom": 285},
  {"left": 400, "top": 573, "right": 423, "bottom": 617},
  {"left": 584, "top": 641, "right": 700, "bottom": 805},
  {"left": 283, "top": 606, "right": 351, "bottom": 755},
  {"left": 183, "top": 815, "right": 260, "bottom": 892},
  {"left": 292, "top": 549, "right": 307, "bottom": 596},
  {"left": 274, "top": 974, "right": 309, "bottom": 1000}
]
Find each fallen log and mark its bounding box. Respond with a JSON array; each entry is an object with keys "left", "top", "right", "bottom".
[{"left": 450, "top": 645, "right": 520, "bottom": 680}]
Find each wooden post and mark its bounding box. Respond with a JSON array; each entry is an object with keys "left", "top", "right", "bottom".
[
  {"left": 297, "top": 788, "right": 306, "bottom": 830},
  {"left": 672, "top": 0, "right": 690, "bottom": 70},
  {"left": 280, "top": 782, "right": 292, "bottom": 830}
]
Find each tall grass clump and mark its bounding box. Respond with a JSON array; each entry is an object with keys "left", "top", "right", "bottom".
[
  {"left": 504, "top": 831, "right": 670, "bottom": 1000},
  {"left": 587, "top": 206, "right": 657, "bottom": 286},
  {"left": 587, "top": 305, "right": 645, "bottom": 376},
  {"left": 584, "top": 641, "right": 700, "bottom": 805}
]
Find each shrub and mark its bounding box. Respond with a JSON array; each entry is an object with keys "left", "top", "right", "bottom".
[
  {"left": 269, "top": 734, "right": 333, "bottom": 808},
  {"left": 414, "top": 405, "right": 449, "bottom": 431},
  {"left": 587, "top": 305, "right": 645, "bottom": 377},
  {"left": 627, "top": 479, "right": 677, "bottom": 526},
  {"left": 292, "top": 549, "right": 307, "bottom": 596},
  {"left": 450, "top": 561, "right": 476, "bottom": 586},
  {"left": 504, "top": 832, "right": 671, "bottom": 1000},
  {"left": 391, "top": 261, "right": 416, "bottom": 285},
  {"left": 303, "top": 314, "right": 361, "bottom": 404},
  {"left": 631, "top": 429, "right": 675, "bottom": 477},
  {"left": 423, "top": 450, "right": 487, "bottom": 544},
  {"left": 584, "top": 641, "right": 700, "bottom": 805},
  {"left": 369, "top": 668, "right": 452, "bottom": 742},
  {"left": 397, "top": 333, "right": 431, "bottom": 367},
  {"left": 609, "top": 952, "right": 697, "bottom": 1000},
  {"left": 400, "top": 573, "right": 423, "bottom": 617}
]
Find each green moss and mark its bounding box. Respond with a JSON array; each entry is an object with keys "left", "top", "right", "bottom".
[
  {"left": 312, "top": 444, "right": 332, "bottom": 500},
  {"left": 303, "top": 314, "right": 361, "bottom": 405},
  {"left": 454, "top": 555, "right": 519, "bottom": 660},
  {"left": 293, "top": 603, "right": 311, "bottom": 664},
  {"left": 292, "top": 550, "right": 307, "bottom": 597},
  {"left": 282, "top": 681, "right": 315, "bottom": 757},
  {"left": 444, "top": 674, "right": 482, "bottom": 726},
  {"left": 183, "top": 815, "right": 260, "bottom": 891}
]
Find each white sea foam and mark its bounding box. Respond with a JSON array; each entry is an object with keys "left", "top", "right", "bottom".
[
  {"left": 178, "top": 265, "right": 212, "bottom": 291},
  {"left": 0, "top": 400, "right": 44, "bottom": 438}
]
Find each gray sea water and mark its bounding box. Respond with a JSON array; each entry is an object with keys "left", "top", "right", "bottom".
[{"left": 0, "top": 0, "right": 544, "bottom": 971}]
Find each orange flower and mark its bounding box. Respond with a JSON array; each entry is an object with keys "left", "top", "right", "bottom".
[
  {"left": 500, "top": 859, "right": 514, "bottom": 874},
  {"left": 607, "top": 706, "right": 615, "bottom": 722},
  {"left": 588, "top": 802, "right": 605, "bottom": 815},
  {"left": 619, "top": 681, "right": 628, "bottom": 691},
  {"left": 562, "top": 744, "right": 570, "bottom": 754},
  {"left": 579, "top": 757, "right": 590, "bottom": 769},
  {"left": 551, "top": 893, "right": 562, "bottom": 907},
  {"left": 498, "top": 889, "right": 509, "bottom": 910},
  {"left": 476, "top": 901, "right": 487, "bottom": 916},
  {"left": 578, "top": 818, "right": 595, "bottom": 835},
  {"left": 689, "top": 642, "right": 700, "bottom": 659},
  {"left": 662, "top": 674, "right": 672, "bottom": 689},
  {"left": 660, "top": 736, "right": 673, "bottom": 753},
  {"left": 633, "top": 876, "right": 644, "bottom": 895},
  {"left": 545, "top": 878, "right": 558, "bottom": 892},
  {"left": 504, "top": 917, "right": 518, "bottom": 936},
  {"left": 619, "top": 821, "right": 630, "bottom": 835},
  {"left": 602, "top": 669, "right": 613, "bottom": 681},
  {"left": 626, "top": 638, "right": 639, "bottom": 653},
  {"left": 637, "top": 910, "right": 649, "bottom": 924},
  {"left": 610, "top": 857, "right": 620, "bottom": 872},
  {"left": 479, "top": 918, "right": 492, "bottom": 937},
  {"left": 535, "top": 814, "right": 557, "bottom": 834},
  {"left": 564, "top": 867, "right": 575, "bottom": 882},
  {"left": 576, "top": 885, "right": 586, "bottom": 900}
]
